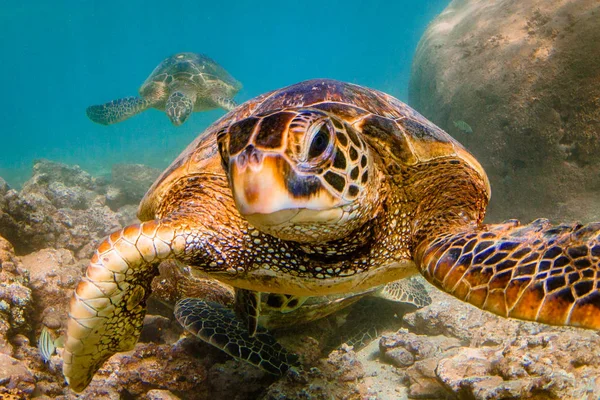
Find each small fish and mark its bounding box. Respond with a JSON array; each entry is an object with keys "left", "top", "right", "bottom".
[
  {"left": 453, "top": 120, "right": 473, "bottom": 134},
  {"left": 38, "top": 327, "right": 64, "bottom": 363}
]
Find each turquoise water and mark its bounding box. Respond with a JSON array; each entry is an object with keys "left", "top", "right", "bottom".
[{"left": 0, "top": 0, "right": 448, "bottom": 187}]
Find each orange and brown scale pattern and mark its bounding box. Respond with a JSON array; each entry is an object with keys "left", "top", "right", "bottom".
[{"left": 417, "top": 219, "right": 600, "bottom": 329}]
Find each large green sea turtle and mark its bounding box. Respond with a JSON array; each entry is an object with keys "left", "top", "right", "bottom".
[
  {"left": 86, "top": 52, "right": 242, "bottom": 126},
  {"left": 64, "top": 79, "right": 600, "bottom": 392}
]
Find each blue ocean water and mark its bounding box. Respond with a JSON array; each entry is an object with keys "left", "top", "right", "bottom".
[{"left": 0, "top": 0, "right": 448, "bottom": 187}]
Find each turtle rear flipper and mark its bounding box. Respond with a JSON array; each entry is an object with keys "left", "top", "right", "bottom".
[
  {"left": 86, "top": 96, "right": 152, "bottom": 125},
  {"left": 212, "top": 95, "right": 237, "bottom": 111},
  {"left": 374, "top": 276, "right": 432, "bottom": 308},
  {"left": 416, "top": 219, "right": 600, "bottom": 329},
  {"left": 175, "top": 298, "right": 299, "bottom": 375}
]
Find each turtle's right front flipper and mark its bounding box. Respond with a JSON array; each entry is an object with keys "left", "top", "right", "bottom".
[
  {"left": 86, "top": 96, "right": 151, "bottom": 125},
  {"left": 416, "top": 219, "right": 600, "bottom": 329},
  {"left": 175, "top": 298, "right": 299, "bottom": 375},
  {"left": 63, "top": 220, "right": 185, "bottom": 392}
]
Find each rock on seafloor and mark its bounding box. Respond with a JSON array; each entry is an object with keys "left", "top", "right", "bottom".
[
  {"left": 379, "top": 289, "right": 600, "bottom": 399},
  {"left": 0, "top": 236, "right": 32, "bottom": 357},
  {"left": 21, "top": 248, "right": 84, "bottom": 332},
  {"left": 409, "top": 0, "right": 600, "bottom": 223},
  {"left": 0, "top": 159, "right": 119, "bottom": 256},
  {"left": 105, "top": 163, "right": 161, "bottom": 210},
  {"left": 1, "top": 160, "right": 600, "bottom": 399}
]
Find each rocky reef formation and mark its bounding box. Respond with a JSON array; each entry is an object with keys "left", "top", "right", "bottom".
[
  {"left": 0, "top": 160, "right": 158, "bottom": 257},
  {"left": 380, "top": 289, "right": 600, "bottom": 399},
  {"left": 1, "top": 160, "right": 599, "bottom": 399},
  {"left": 409, "top": 0, "right": 600, "bottom": 224}
]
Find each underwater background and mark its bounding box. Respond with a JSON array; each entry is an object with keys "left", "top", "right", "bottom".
[
  {"left": 1, "top": 0, "right": 600, "bottom": 399},
  {"left": 0, "top": 0, "right": 448, "bottom": 187}
]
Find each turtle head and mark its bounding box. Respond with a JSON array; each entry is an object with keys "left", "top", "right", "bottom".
[
  {"left": 166, "top": 91, "right": 194, "bottom": 126},
  {"left": 218, "top": 109, "right": 380, "bottom": 243}
]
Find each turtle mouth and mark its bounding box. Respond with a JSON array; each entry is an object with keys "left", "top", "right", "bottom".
[
  {"left": 245, "top": 206, "right": 349, "bottom": 243},
  {"left": 245, "top": 207, "right": 345, "bottom": 227}
]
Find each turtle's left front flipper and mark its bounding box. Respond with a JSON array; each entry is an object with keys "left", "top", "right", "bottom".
[
  {"left": 175, "top": 298, "right": 299, "bottom": 375},
  {"left": 415, "top": 219, "right": 600, "bottom": 329}
]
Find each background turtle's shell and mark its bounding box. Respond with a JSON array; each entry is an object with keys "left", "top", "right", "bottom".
[
  {"left": 139, "top": 52, "right": 242, "bottom": 98},
  {"left": 139, "top": 79, "right": 490, "bottom": 220}
]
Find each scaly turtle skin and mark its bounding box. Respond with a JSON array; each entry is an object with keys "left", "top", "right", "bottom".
[
  {"left": 64, "top": 79, "right": 600, "bottom": 392},
  {"left": 86, "top": 52, "right": 242, "bottom": 126}
]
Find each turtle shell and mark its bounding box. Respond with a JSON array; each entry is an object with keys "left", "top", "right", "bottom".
[
  {"left": 139, "top": 79, "right": 490, "bottom": 220},
  {"left": 139, "top": 52, "right": 242, "bottom": 97}
]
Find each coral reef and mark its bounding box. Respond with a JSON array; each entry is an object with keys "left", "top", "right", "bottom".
[
  {"left": 0, "top": 159, "right": 120, "bottom": 256},
  {"left": 0, "top": 160, "right": 157, "bottom": 257},
  {"left": 409, "top": 0, "right": 600, "bottom": 223},
  {"left": 1, "top": 160, "right": 599, "bottom": 399},
  {"left": 21, "top": 248, "right": 84, "bottom": 332},
  {"left": 0, "top": 236, "right": 32, "bottom": 356},
  {"left": 380, "top": 289, "right": 600, "bottom": 399}
]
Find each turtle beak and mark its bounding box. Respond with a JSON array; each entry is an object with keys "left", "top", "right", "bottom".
[
  {"left": 229, "top": 145, "right": 338, "bottom": 218},
  {"left": 230, "top": 145, "right": 293, "bottom": 215}
]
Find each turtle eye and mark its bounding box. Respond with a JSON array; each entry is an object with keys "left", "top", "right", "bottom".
[{"left": 307, "top": 124, "right": 331, "bottom": 159}]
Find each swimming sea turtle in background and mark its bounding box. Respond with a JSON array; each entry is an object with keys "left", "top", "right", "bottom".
[
  {"left": 86, "top": 52, "right": 242, "bottom": 126},
  {"left": 64, "top": 79, "right": 600, "bottom": 392}
]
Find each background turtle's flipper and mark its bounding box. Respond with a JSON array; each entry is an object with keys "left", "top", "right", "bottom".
[
  {"left": 375, "top": 276, "right": 432, "bottom": 307},
  {"left": 63, "top": 220, "right": 183, "bottom": 392},
  {"left": 213, "top": 95, "right": 237, "bottom": 111},
  {"left": 416, "top": 219, "right": 600, "bottom": 329},
  {"left": 175, "top": 298, "right": 299, "bottom": 375},
  {"left": 86, "top": 96, "right": 151, "bottom": 125}
]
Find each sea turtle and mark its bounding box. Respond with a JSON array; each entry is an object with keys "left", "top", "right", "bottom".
[
  {"left": 64, "top": 79, "right": 600, "bottom": 392},
  {"left": 86, "top": 52, "right": 242, "bottom": 126}
]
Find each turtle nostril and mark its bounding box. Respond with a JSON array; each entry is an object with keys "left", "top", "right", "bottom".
[
  {"left": 240, "top": 144, "right": 263, "bottom": 167},
  {"left": 249, "top": 152, "right": 261, "bottom": 166}
]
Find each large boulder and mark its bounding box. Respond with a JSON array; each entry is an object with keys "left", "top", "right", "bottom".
[{"left": 409, "top": 0, "right": 600, "bottom": 223}]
